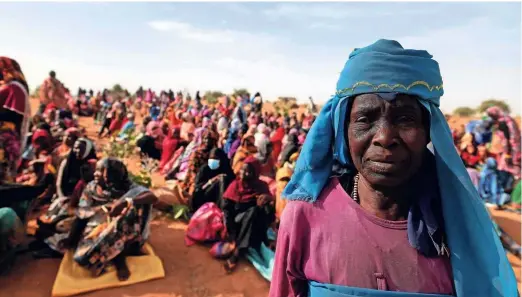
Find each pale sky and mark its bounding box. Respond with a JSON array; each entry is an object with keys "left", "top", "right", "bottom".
[{"left": 0, "top": 2, "right": 520, "bottom": 114}]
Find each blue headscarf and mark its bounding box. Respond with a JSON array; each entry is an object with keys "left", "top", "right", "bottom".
[{"left": 283, "top": 40, "right": 517, "bottom": 296}]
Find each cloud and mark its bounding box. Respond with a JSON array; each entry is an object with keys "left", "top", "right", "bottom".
[
  {"left": 226, "top": 3, "right": 252, "bottom": 15},
  {"left": 392, "top": 17, "right": 521, "bottom": 113},
  {"left": 263, "top": 3, "right": 438, "bottom": 20},
  {"left": 309, "top": 22, "right": 340, "bottom": 31},
  {"left": 147, "top": 20, "right": 236, "bottom": 43},
  {"left": 263, "top": 4, "right": 360, "bottom": 20}
]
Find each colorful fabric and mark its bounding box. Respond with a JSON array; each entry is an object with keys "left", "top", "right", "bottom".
[
  {"left": 184, "top": 202, "right": 227, "bottom": 246},
  {"left": 275, "top": 166, "right": 293, "bottom": 220},
  {"left": 0, "top": 126, "right": 22, "bottom": 181},
  {"left": 181, "top": 129, "right": 218, "bottom": 196},
  {"left": 232, "top": 136, "right": 257, "bottom": 175},
  {"left": 281, "top": 39, "right": 517, "bottom": 296},
  {"left": 56, "top": 138, "right": 96, "bottom": 198},
  {"left": 0, "top": 58, "right": 31, "bottom": 161},
  {"left": 159, "top": 126, "right": 181, "bottom": 171},
  {"left": 478, "top": 158, "right": 514, "bottom": 206},
  {"left": 0, "top": 57, "right": 28, "bottom": 92},
  {"left": 72, "top": 160, "right": 152, "bottom": 275}
]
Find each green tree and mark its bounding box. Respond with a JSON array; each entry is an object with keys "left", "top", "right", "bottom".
[
  {"left": 453, "top": 106, "right": 476, "bottom": 117},
  {"left": 477, "top": 99, "right": 511, "bottom": 114},
  {"left": 112, "top": 84, "right": 124, "bottom": 93},
  {"left": 204, "top": 90, "right": 225, "bottom": 104},
  {"left": 232, "top": 88, "right": 250, "bottom": 98}
]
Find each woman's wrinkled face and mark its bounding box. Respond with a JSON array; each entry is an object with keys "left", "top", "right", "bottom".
[
  {"left": 73, "top": 141, "right": 87, "bottom": 159},
  {"left": 347, "top": 94, "right": 427, "bottom": 187}
]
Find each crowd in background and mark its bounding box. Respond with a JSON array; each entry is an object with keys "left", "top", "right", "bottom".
[{"left": 0, "top": 57, "right": 520, "bottom": 283}]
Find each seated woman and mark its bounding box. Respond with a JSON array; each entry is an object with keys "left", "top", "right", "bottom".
[
  {"left": 116, "top": 113, "right": 136, "bottom": 141},
  {"left": 137, "top": 121, "right": 162, "bottom": 160},
  {"left": 277, "top": 133, "right": 299, "bottom": 168},
  {"left": 53, "top": 127, "right": 80, "bottom": 163},
  {"left": 61, "top": 158, "right": 157, "bottom": 281},
  {"left": 222, "top": 156, "right": 274, "bottom": 273},
  {"left": 274, "top": 152, "right": 299, "bottom": 223},
  {"left": 177, "top": 129, "right": 219, "bottom": 203},
  {"left": 191, "top": 148, "right": 235, "bottom": 211},
  {"left": 479, "top": 157, "right": 514, "bottom": 209},
  {"left": 460, "top": 143, "right": 481, "bottom": 169},
  {"left": 31, "top": 158, "right": 96, "bottom": 258},
  {"left": 19, "top": 128, "right": 55, "bottom": 179},
  {"left": 159, "top": 126, "right": 183, "bottom": 172},
  {"left": 56, "top": 138, "right": 97, "bottom": 198},
  {"left": 232, "top": 135, "right": 257, "bottom": 175},
  {"left": 255, "top": 134, "right": 275, "bottom": 179},
  {"left": 270, "top": 40, "right": 517, "bottom": 296}
]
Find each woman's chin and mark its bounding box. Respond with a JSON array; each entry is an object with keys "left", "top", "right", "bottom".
[{"left": 362, "top": 171, "right": 409, "bottom": 188}]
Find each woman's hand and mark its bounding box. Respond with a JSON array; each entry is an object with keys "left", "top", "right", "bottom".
[{"left": 109, "top": 200, "right": 129, "bottom": 217}]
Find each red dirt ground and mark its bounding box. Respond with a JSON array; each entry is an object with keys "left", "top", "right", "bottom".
[{"left": 0, "top": 99, "right": 519, "bottom": 296}]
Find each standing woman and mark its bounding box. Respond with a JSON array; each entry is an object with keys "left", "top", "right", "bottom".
[
  {"left": 0, "top": 57, "right": 31, "bottom": 182},
  {"left": 270, "top": 40, "right": 516, "bottom": 296}
]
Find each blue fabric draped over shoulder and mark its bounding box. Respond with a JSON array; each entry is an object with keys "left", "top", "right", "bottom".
[{"left": 283, "top": 39, "right": 518, "bottom": 296}]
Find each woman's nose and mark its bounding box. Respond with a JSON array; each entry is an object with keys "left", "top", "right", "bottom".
[{"left": 372, "top": 122, "right": 399, "bottom": 149}]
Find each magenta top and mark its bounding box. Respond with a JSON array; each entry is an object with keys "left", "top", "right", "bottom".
[{"left": 269, "top": 178, "right": 455, "bottom": 297}]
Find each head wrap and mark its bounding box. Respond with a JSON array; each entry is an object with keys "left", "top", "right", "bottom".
[
  {"left": 56, "top": 138, "right": 96, "bottom": 197},
  {"left": 0, "top": 57, "right": 28, "bottom": 92},
  {"left": 223, "top": 155, "right": 269, "bottom": 203},
  {"left": 283, "top": 39, "right": 516, "bottom": 296},
  {"left": 146, "top": 121, "right": 162, "bottom": 138}
]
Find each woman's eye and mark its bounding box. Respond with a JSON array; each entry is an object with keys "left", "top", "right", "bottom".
[{"left": 355, "top": 116, "right": 369, "bottom": 123}]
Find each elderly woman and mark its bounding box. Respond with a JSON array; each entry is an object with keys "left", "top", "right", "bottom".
[
  {"left": 61, "top": 158, "right": 157, "bottom": 281},
  {"left": 270, "top": 40, "right": 517, "bottom": 297}
]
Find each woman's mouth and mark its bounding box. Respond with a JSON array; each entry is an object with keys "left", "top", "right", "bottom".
[{"left": 366, "top": 160, "right": 400, "bottom": 173}]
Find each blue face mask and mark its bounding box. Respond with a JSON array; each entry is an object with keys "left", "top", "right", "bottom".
[{"left": 208, "top": 159, "right": 220, "bottom": 170}]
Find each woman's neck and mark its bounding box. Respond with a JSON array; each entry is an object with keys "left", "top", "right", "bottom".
[{"left": 357, "top": 175, "right": 412, "bottom": 221}]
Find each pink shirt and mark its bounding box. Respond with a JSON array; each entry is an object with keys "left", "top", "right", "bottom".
[{"left": 270, "top": 178, "right": 454, "bottom": 297}]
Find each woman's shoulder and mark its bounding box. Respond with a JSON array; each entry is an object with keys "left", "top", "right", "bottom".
[{"left": 281, "top": 178, "right": 345, "bottom": 223}]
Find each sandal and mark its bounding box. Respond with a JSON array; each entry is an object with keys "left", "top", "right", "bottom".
[
  {"left": 224, "top": 259, "right": 237, "bottom": 274},
  {"left": 223, "top": 249, "right": 239, "bottom": 274}
]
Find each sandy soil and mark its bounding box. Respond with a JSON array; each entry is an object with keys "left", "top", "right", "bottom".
[{"left": 0, "top": 98, "right": 519, "bottom": 297}]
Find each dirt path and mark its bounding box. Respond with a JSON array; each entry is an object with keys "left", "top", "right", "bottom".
[{"left": 0, "top": 217, "right": 270, "bottom": 297}]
